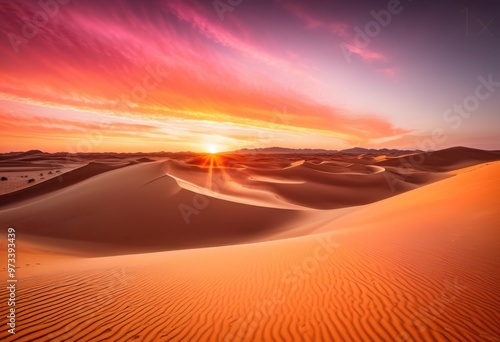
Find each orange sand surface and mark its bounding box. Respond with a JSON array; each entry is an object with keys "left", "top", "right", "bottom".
[{"left": 0, "top": 148, "right": 499, "bottom": 341}]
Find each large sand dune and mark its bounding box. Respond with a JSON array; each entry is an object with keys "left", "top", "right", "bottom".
[
  {"left": 0, "top": 148, "right": 499, "bottom": 341},
  {"left": 0, "top": 160, "right": 314, "bottom": 253}
]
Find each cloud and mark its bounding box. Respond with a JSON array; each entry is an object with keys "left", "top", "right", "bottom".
[
  {"left": 377, "top": 66, "right": 400, "bottom": 80},
  {"left": 164, "top": 0, "right": 295, "bottom": 71},
  {"left": 342, "top": 44, "right": 386, "bottom": 62},
  {"left": 0, "top": 0, "right": 406, "bottom": 151},
  {"left": 282, "top": 2, "right": 394, "bottom": 70},
  {"left": 283, "top": 3, "right": 349, "bottom": 37}
]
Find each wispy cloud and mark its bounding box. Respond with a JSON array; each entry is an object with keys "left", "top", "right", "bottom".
[
  {"left": 164, "top": 1, "right": 294, "bottom": 71},
  {"left": 284, "top": 3, "right": 349, "bottom": 37},
  {"left": 281, "top": 2, "right": 398, "bottom": 75},
  {"left": 342, "top": 44, "right": 386, "bottom": 62},
  {"left": 377, "top": 66, "right": 400, "bottom": 80},
  {"left": 0, "top": 0, "right": 407, "bottom": 152}
]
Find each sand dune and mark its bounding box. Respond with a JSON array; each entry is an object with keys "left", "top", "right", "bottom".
[
  {"left": 0, "top": 161, "right": 310, "bottom": 254},
  {"left": 166, "top": 157, "right": 448, "bottom": 210},
  {"left": 1, "top": 148, "right": 497, "bottom": 253},
  {"left": 284, "top": 160, "right": 305, "bottom": 169},
  {"left": 0, "top": 160, "right": 498, "bottom": 341},
  {"left": 376, "top": 146, "right": 500, "bottom": 171},
  {"left": 0, "top": 162, "right": 135, "bottom": 207}
]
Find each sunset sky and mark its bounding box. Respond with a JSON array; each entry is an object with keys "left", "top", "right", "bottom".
[{"left": 0, "top": 0, "right": 499, "bottom": 153}]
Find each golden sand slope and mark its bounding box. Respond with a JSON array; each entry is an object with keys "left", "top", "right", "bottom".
[{"left": 0, "top": 162, "right": 498, "bottom": 341}]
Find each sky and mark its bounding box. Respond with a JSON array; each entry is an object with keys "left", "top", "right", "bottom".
[{"left": 0, "top": 0, "right": 499, "bottom": 153}]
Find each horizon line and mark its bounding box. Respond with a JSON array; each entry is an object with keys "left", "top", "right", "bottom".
[{"left": 1, "top": 145, "right": 499, "bottom": 155}]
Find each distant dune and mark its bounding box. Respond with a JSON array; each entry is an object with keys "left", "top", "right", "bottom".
[
  {"left": 0, "top": 147, "right": 498, "bottom": 341},
  {"left": 0, "top": 161, "right": 308, "bottom": 253},
  {"left": 376, "top": 146, "right": 500, "bottom": 171},
  {"left": 0, "top": 162, "right": 134, "bottom": 207}
]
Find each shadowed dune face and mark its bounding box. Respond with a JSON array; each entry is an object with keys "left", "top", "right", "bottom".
[
  {"left": 164, "top": 155, "right": 450, "bottom": 210},
  {"left": 0, "top": 161, "right": 309, "bottom": 254},
  {"left": 376, "top": 146, "right": 500, "bottom": 172}
]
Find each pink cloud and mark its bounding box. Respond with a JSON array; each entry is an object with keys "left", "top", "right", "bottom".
[
  {"left": 0, "top": 0, "right": 406, "bottom": 148},
  {"left": 283, "top": 3, "right": 349, "bottom": 37},
  {"left": 282, "top": 2, "right": 391, "bottom": 70},
  {"left": 164, "top": 1, "right": 293, "bottom": 71},
  {"left": 377, "top": 67, "right": 400, "bottom": 81},
  {"left": 342, "top": 44, "right": 387, "bottom": 62}
]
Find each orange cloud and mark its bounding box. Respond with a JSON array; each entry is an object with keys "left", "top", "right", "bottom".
[{"left": 0, "top": 0, "right": 407, "bottom": 152}]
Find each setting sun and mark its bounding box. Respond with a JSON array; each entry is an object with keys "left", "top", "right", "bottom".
[{"left": 206, "top": 143, "right": 218, "bottom": 154}]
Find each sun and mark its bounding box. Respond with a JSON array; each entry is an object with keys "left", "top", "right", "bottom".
[{"left": 206, "top": 143, "right": 218, "bottom": 154}]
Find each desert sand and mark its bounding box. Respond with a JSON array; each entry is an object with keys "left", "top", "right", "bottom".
[{"left": 0, "top": 147, "right": 499, "bottom": 341}]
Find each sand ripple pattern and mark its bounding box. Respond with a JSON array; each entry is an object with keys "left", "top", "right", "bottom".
[{"left": 1, "top": 232, "right": 498, "bottom": 342}]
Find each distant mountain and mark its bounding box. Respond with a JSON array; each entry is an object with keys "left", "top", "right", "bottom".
[
  {"left": 234, "top": 147, "right": 420, "bottom": 154},
  {"left": 0, "top": 149, "right": 45, "bottom": 160},
  {"left": 340, "top": 147, "right": 421, "bottom": 154},
  {"left": 4, "top": 149, "right": 44, "bottom": 156},
  {"left": 235, "top": 147, "right": 337, "bottom": 154}
]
